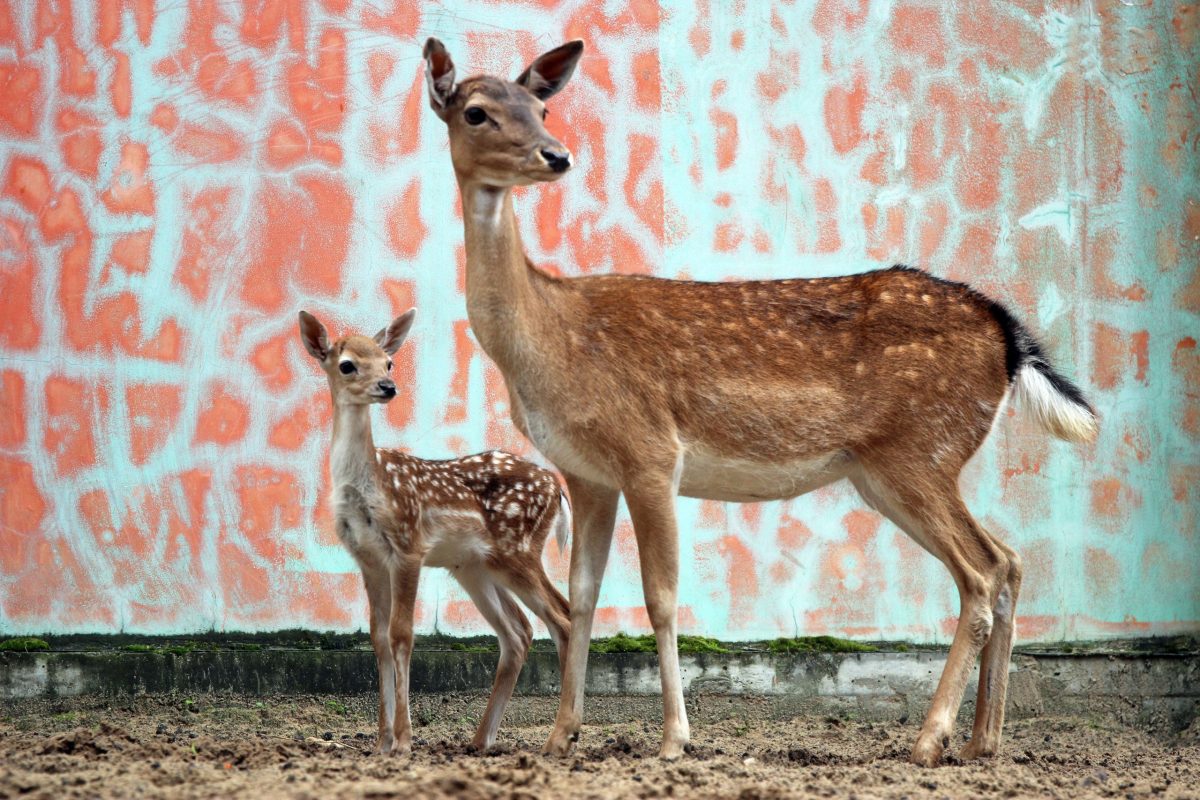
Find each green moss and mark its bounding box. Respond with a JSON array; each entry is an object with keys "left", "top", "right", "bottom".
[
  {"left": 120, "top": 643, "right": 155, "bottom": 653},
  {"left": 588, "top": 633, "right": 730, "bottom": 654},
  {"left": 0, "top": 637, "right": 50, "bottom": 652},
  {"left": 765, "top": 636, "right": 877, "bottom": 654},
  {"left": 677, "top": 635, "right": 730, "bottom": 654},
  {"left": 228, "top": 643, "right": 262, "bottom": 651},
  {"left": 590, "top": 633, "right": 657, "bottom": 653},
  {"left": 450, "top": 642, "right": 496, "bottom": 653}
]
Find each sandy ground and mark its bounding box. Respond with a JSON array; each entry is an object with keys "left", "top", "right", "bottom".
[{"left": 0, "top": 693, "right": 1196, "bottom": 799}]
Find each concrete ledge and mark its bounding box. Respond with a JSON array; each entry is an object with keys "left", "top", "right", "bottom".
[{"left": 3, "top": 642, "right": 1197, "bottom": 733}]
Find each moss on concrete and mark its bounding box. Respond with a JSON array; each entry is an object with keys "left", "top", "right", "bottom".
[
  {"left": 0, "top": 637, "right": 50, "bottom": 652},
  {"left": 589, "top": 633, "right": 731, "bottom": 654},
  {"left": 765, "top": 636, "right": 878, "bottom": 654}
]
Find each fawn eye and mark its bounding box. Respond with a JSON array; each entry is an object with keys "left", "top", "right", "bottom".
[
  {"left": 338, "top": 361, "right": 356, "bottom": 375},
  {"left": 464, "top": 106, "right": 487, "bottom": 126},
  {"left": 386, "top": 360, "right": 393, "bottom": 372},
  {"left": 541, "top": 108, "right": 548, "bottom": 120}
]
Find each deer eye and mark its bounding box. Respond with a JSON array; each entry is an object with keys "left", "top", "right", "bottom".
[
  {"left": 338, "top": 361, "right": 356, "bottom": 375},
  {"left": 541, "top": 108, "right": 548, "bottom": 120},
  {"left": 386, "top": 360, "right": 393, "bottom": 372},
  {"left": 464, "top": 106, "right": 487, "bottom": 126}
]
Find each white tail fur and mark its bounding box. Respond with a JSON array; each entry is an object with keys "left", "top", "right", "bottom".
[
  {"left": 553, "top": 490, "right": 571, "bottom": 555},
  {"left": 1014, "top": 364, "right": 1098, "bottom": 443}
]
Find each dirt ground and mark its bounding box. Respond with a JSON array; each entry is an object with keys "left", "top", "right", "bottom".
[{"left": 0, "top": 693, "right": 1196, "bottom": 799}]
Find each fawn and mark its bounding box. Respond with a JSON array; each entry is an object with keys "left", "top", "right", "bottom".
[
  {"left": 298, "top": 308, "right": 571, "bottom": 754},
  {"left": 422, "top": 38, "right": 1098, "bottom": 766}
]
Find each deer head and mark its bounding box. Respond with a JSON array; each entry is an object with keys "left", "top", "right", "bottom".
[
  {"left": 298, "top": 309, "right": 416, "bottom": 406},
  {"left": 423, "top": 38, "right": 584, "bottom": 186}
]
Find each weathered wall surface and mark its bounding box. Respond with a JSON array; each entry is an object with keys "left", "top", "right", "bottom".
[{"left": 0, "top": 0, "right": 1196, "bottom": 641}]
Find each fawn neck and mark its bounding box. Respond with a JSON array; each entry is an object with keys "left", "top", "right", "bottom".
[
  {"left": 459, "top": 180, "right": 556, "bottom": 367},
  {"left": 330, "top": 401, "right": 378, "bottom": 490}
]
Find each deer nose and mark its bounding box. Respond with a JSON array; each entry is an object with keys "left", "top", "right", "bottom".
[
  {"left": 540, "top": 148, "right": 572, "bottom": 173},
  {"left": 377, "top": 380, "right": 396, "bottom": 398}
]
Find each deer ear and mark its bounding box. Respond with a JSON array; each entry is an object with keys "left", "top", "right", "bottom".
[
  {"left": 375, "top": 308, "right": 416, "bottom": 356},
  {"left": 516, "top": 40, "right": 583, "bottom": 100},
  {"left": 298, "top": 311, "right": 330, "bottom": 361},
  {"left": 423, "top": 38, "right": 456, "bottom": 119}
]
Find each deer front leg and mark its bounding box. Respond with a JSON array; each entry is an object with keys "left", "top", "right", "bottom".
[
  {"left": 388, "top": 555, "right": 421, "bottom": 755},
  {"left": 623, "top": 471, "right": 690, "bottom": 760},
  {"left": 544, "top": 475, "right": 619, "bottom": 757},
  {"left": 357, "top": 559, "right": 396, "bottom": 755}
]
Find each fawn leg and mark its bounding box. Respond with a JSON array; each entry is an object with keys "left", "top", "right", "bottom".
[{"left": 388, "top": 556, "right": 421, "bottom": 754}]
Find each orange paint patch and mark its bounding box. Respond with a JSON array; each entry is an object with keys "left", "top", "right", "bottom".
[
  {"left": 890, "top": 5, "right": 945, "bottom": 66},
  {"left": 0, "top": 64, "right": 40, "bottom": 136},
  {"left": 0, "top": 216, "right": 40, "bottom": 350},
  {"left": 631, "top": 50, "right": 660, "bottom": 110},
  {"left": 243, "top": 176, "right": 351, "bottom": 311},
  {"left": 1084, "top": 547, "right": 1120, "bottom": 597},
  {"left": 111, "top": 51, "right": 132, "bottom": 117},
  {"left": 0, "top": 371, "right": 25, "bottom": 447},
  {"left": 4, "top": 155, "right": 52, "bottom": 212},
  {"left": 824, "top": 72, "right": 867, "bottom": 155},
  {"left": 43, "top": 376, "right": 106, "bottom": 476},
  {"left": 0, "top": 456, "right": 46, "bottom": 574},
  {"left": 251, "top": 331, "right": 294, "bottom": 392},
  {"left": 234, "top": 466, "right": 302, "bottom": 563},
  {"left": 387, "top": 179, "right": 427, "bottom": 258},
  {"left": 195, "top": 386, "right": 250, "bottom": 445},
  {"left": 110, "top": 229, "right": 153, "bottom": 274},
  {"left": 126, "top": 384, "right": 182, "bottom": 466},
  {"left": 443, "top": 320, "right": 474, "bottom": 425},
  {"left": 102, "top": 141, "right": 155, "bottom": 214}
]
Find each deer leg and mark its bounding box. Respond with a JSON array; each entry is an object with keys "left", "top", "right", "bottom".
[
  {"left": 387, "top": 556, "right": 421, "bottom": 755},
  {"left": 544, "top": 475, "right": 619, "bottom": 757},
  {"left": 961, "top": 538, "right": 1022, "bottom": 760},
  {"left": 852, "top": 468, "right": 1008, "bottom": 767},
  {"left": 501, "top": 566, "right": 571, "bottom": 674},
  {"left": 456, "top": 571, "right": 531, "bottom": 752},
  {"left": 359, "top": 559, "right": 396, "bottom": 755},
  {"left": 623, "top": 471, "right": 690, "bottom": 760}
]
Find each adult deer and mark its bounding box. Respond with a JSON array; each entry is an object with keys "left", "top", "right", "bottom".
[
  {"left": 298, "top": 309, "right": 571, "bottom": 754},
  {"left": 422, "top": 38, "right": 1097, "bottom": 766}
]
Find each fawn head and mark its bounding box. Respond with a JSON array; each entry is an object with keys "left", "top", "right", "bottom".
[
  {"left": 298, "top": 309, "right": 416, "bottom": 406},
  {"left": 423, "top": 37, "right": 583, "bottom": 186}
]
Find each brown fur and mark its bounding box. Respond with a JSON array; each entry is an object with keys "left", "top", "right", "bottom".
[{"left": 424, "top": 38, "right": 1094, "bottom": 767}]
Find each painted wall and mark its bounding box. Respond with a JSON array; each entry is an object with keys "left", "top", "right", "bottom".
[{"left": 0, "top": 0, "right": 1196, "bottom": 641}]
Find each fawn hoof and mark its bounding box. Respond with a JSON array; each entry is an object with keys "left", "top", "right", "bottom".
[
  {"left": 910, "top": 734, "right": 946, "bottom": 768},
  {"left": 958, "top": 738, "right": 996, "bottom": 761},
  {"left": 379, "top": 741, "right": 410, "bottom": 757},
  {"left": 542, "top": 726, "right": 578, "bottom": 757},
  {"left": 658, "top": 740, "right": 687, "bottom": 761}
]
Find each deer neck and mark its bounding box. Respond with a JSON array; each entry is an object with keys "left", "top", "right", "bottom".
[
  {"left": 330, "top": 401, "right": 378, "bottom": 491},
  {"left": 459, "top": 180, "right": 548, "bottom": 366}
]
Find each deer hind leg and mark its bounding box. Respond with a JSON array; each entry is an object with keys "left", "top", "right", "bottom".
[
  {"left": 501, "top": 565, "right": 571, "bottom": 675},
  {"left": 358, "top": 557, "right": 396, "bottom": 754},
  {"left": 961, "top": 538, "right": 1022, "bottom": 760},
  {"left": 851, "top": 466, "right": 1010, "bottom": 767},
  {"left": 623, "top": 470, "right": 690, "bottom": 760},
  {"left": 387, "top": 555, "right": 421, "bottom": 755},
  {"left": 456, "top": 570, "right": 532, "bottom": 752},
  {"left": 545, "top": 475, "right": 619, "bottom": 757}
]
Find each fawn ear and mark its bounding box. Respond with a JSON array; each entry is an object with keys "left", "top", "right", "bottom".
[
  {"left": 298, "top": 311, "right": 330, "bottom": 361},
  {"left": 423, "top": 38, "right": 456, "bottom": 119},
  {"left": 375, "top": 308, "right": 416, "bottom": 356},
  {"left": 517, "top": 40, "right": 584, "bottom": 101}
]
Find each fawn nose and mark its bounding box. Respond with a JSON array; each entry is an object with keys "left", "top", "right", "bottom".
[
  {"left": 377, "top": 380, "right": 396, "bottom": 398},
  {"left": 540, "top": 148, "right": 572, "bottom": 173}
]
